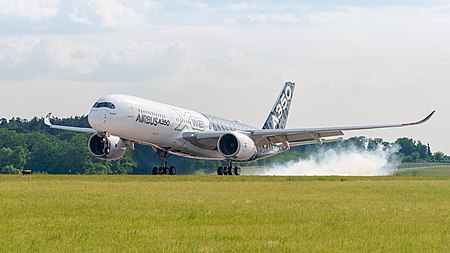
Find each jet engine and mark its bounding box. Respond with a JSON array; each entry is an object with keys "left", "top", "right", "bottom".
[
  {"left": 88, "top": 134, "right": 126, "bottom": 160},
  {"left": 217, "top": 132, "right": 256, "bottom": 161}
]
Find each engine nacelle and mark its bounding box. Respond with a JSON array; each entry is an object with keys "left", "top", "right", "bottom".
[
  {"left": 88, "top": 134, "right": 126, "bottom": 160},
  {"left": 217, "top": 132, "right": 256, "bottom": 161}
]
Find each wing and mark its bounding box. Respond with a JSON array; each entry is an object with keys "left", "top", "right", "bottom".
[
  {"left": 183, "top": 110, "right": 435, "bottom": 149},
  {"left": 44, "top": 112, "right": 97, "bottom": 133}
]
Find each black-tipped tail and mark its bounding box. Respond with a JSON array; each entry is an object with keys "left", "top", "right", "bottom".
[{"left": 262, "top": 82, "right": 295, "bottom": 129}]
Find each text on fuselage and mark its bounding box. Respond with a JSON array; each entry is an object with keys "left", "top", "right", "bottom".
[
  {"left": 271, "top": 85, "right": 292, "bottom": 128},
  {"left": 136, "top": 109, "right": 170, "bottom": 127}
]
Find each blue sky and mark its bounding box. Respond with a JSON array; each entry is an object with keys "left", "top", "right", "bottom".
[{"left": 0, "top": 0, "right": 449, "bottom": 153}]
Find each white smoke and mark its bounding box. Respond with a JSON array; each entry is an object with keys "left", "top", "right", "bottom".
[{"left": 248, "top": 144, "right": 400, "bottom": 176}]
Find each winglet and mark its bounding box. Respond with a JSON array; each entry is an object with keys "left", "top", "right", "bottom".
[
  {"left": 44, "top": 112, "right": 53, "bottom": 126},
  {"left": 403, "top": 110, "right": 435, "bottom": 126},
  {"left": 43, "top": 112, "right": 97, "bottom": 133}
]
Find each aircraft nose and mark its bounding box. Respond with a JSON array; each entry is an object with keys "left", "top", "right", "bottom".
[{"left": 88, "top": 109, "right": 105, "bottom": 131}]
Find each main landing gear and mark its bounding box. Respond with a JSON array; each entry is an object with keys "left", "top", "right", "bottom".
[
  {"left": 152, "top": 150, "right": 176, "bottom": 175},
  {"left": 217, "top": 161, "right": 241, "bottom": 176}
]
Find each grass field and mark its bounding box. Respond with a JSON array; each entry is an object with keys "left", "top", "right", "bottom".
[
  {"left": 395, "top": 166, "right": 450, "bottom": 176},
  {"left": 1, "top": 175, "right": 449, "bottom": 252}
]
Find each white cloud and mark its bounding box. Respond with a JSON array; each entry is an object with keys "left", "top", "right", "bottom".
[
  {"left": 246, "top": 14, "right": 267, "bottom": 23},
  {"left": 48, "top": 40, "right": 99, "bottom": 74},
  {"left": 0, "top": 36, "right": 40, "bottom": 66},
  {"left": 186, "top": 1, "right": 211, "bottom": 11},
  {"left": 206, "top": 50, "right": 265, "bottom": 77},
  {"left": 0, "top": 0, "right": 60, "bottom": 21},
  {"left": 69, "top": 7, "right": 93, "bottom": 25},
  {"left": 87, "top": 0, "right": 145, "bottom": 28},
  {"left": 0, "top": 36, "right": 195, "bottom": 81},
  {"left": 269, "top": 14, "right": 299, "bottom": 23},
  {"left": 307, "top": 5, "right": 450, "bottom": 29},
  {"left": 229, "top": 3, "right": 255, "bottom": 12},
  {"left": 243, "top": 13, "right": 300, "bottom": 24}
]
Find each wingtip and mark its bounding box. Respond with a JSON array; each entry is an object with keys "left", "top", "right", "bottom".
[
  {"left": 412, "top": 110, "right": 435, "bottom": 125},
  {"left": 425, "top": 110, "right": 436, "bottom": 121}
]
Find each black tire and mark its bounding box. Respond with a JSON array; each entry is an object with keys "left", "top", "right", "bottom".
[
  {"left": 234, "top": 166, "right": 241, "bottom": 176},
  {"left": 152, "top": 167, "right": 159, "bottom": 175},
  {"left": 217, "top": 167, "right": 224, "bottom": 175},
  {"left": 169, "top": 166, "right": 176, "bottom": 175},
  {"left": 163, "top": 167, "right": 169, "bottom": 175},
  {"left": 227, "top": 167, "right": 234, "bottom": 175}
]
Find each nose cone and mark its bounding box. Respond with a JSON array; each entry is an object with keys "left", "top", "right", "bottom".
[{"left": 88, "top": 108, "right": 106, "bottom": 131}]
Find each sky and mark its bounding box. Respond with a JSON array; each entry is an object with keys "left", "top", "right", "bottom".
[{"left": 0, "top": 0, "right": 449, "bottom": 153}]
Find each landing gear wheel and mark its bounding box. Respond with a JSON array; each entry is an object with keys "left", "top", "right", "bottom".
[
  {"left": 153, "top": 149, "right": 175, "bottom": 175},
  {"left": 152, "top": 167, "right": 159, "bottom": 175},
  {"left": 217, "top": 167, "right": 224, "bottom": 175},
  {"left": 227, "top": 166, "right": 234, "bottom": 175},
  {"left": 234, "top": 166, "right": 241, "bottom": 175},
  {"left": 169, "top": 166, "right": 176, "bottom": 175}
]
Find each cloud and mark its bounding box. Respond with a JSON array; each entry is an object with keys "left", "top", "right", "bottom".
[
  {"left": 0, "top": 36, "right": 195, "bottom": 81},
  {"left": 269, "top": 14, "right": 299, "bottom": 24},
  {"left": 0, "top": 36, "right": 40, "bottom": 66},
  {"left": 0, "top": 0, "right": 60, "bottom": 21},
  {"left": 86, "top": 0, "right": 145, "bottom": 28},
  {"left": 206, "top": 50, "right": 266, "bottom": 78},
  {"left": 306, "top": 5, "right": 450, "bottom": 30},
  {"left": 69, "top": 7, "right": 93, "bottom": 25}
]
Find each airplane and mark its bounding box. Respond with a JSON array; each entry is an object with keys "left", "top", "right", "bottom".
[{"left": 44, "top": 82, "right": 435, "bottom": 175}]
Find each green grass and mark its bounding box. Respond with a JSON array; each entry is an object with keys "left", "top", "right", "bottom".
[
  {"left": 1, "top": 175, "right": 449, "bottom": 252},
  {"left": 395, "top": 166, "right": 450, "bottom": 176}
]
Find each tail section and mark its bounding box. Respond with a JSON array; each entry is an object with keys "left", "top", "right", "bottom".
[{"left": 262, "top": 81, "right": 295, "bottom": 129}]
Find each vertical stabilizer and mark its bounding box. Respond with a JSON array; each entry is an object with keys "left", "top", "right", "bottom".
[{"left": 262, "top": 82, "right": 295, "bottom": 129}]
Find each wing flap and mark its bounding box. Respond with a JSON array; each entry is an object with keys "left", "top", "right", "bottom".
[{"left": 182, "top": 132, "right": 219, "bottom": 150}]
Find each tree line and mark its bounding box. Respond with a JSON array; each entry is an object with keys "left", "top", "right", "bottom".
[{"left": 1, "top": 116, "right": 448, "bottom": 174}]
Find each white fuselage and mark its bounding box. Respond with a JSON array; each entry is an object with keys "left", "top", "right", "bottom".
[{"left": 87, "top": 94, "right": 264, "bottom": 160}]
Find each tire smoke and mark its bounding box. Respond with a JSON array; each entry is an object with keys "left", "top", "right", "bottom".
[{"left": 250, "top": 144, "right": 400, "bottom": 176}]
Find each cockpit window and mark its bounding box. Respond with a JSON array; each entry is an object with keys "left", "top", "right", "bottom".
[{"left": 93, "top": 102, "right": 115, "bottom": 109}]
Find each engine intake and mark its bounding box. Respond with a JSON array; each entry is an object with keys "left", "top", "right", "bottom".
[
  {"left": 217, "top": 132, "right": 256, "bottom": 161},
  {"left": 88, "top": 134, "right": 126, "bottom": 160}
]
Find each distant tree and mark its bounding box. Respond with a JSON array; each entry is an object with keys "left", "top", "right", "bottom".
[
  {"left": 395, "top": 138, "right": 415, "bottom": 157},
  {"left": 434, "top": 151, "right": 446, "bottom": 162},
  {"left": 367, "top": 138, "right": 383, "bottom": 150},
  {"left": 343, "top": 136, "right": 367, "bottom": 150},
  {"left": 0, "top": 147, "right": 14, "bottom": 169},
  {"left": 11, "top": 146, "right": 28, "bottom": 169}
]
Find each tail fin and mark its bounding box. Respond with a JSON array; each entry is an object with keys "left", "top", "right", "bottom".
[{"left": 262, "top": 81, "right": 295, "bottom": 129}]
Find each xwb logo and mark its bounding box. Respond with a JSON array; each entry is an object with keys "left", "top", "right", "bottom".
[{"left": 173, "top": 109, "right": 206, "bottom": 131}]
